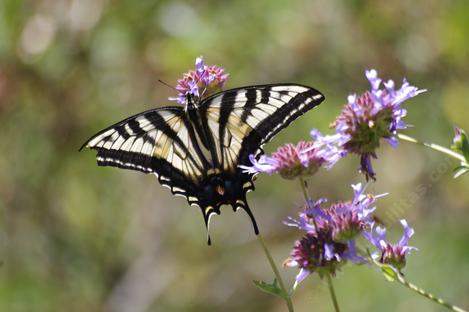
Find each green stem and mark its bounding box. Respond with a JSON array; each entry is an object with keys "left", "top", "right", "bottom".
[
  {"left": 370, "top": 258, "right": 466, "bottom": 312},
  {"left": 257, "top": 234, "right": 294, "bottom": 312},
  {"left": 397, "top": 133, "right": 466, "bottom": 163},
  {"left": 299, "top": 176, "right": 311, "bottom": 201},
  {"left": 400, "top": 279, "right": 467, "bottom": 312},
  {"left": 326, "top": 273, "right": 341, "bottom": 312},
  {"left": 299, "top": 176, "right": 318, "bottom": 230}
]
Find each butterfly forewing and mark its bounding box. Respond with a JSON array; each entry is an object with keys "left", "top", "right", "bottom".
[
  {"left": 82, "top": 107, "right": 204, "bottom": 196},
  {"left": 201, "top": 84, "right": 325, "bottom": 168}
]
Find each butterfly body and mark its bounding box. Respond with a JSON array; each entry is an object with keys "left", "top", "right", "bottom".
[{"left": 81, "top": 84, "right": 324, "bottom": 243}]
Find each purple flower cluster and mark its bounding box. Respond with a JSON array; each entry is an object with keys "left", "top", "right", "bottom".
[
  {"left": 241, "top": 140, "right": 340, "bottom": 180},
  {"left": 313, "top": 69, "right": 426, "bottom": 180},
  {"left": 283, "top": 184, "right": 380, "bottom": 286},
  {"left": 169, "top": 56, "right": 229, "bottom": 104},
  {"left": 284, "top": 184, "right": 416, "bottom": 287},
  {"left": 364, "top": 219, "right": 417, "bottom": 271}
]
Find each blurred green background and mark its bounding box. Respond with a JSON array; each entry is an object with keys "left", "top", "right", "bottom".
[{"left": 1, "top": 0, "right": 468, "bottom": 311}]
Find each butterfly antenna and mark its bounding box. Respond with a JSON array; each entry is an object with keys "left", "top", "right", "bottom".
[
  {"left": 199, "top": 84, "right": 208, "bottom": 98},
  {"left": 157, "top": 79, "right": 178, "bottom": 92}
]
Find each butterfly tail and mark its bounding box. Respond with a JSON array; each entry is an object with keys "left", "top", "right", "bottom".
[
  {"left": 234, "top": 199, "right": 259, "bottom": 235},
  {"left": 201, "top": 206, "right": 218, "bottom": 245}
]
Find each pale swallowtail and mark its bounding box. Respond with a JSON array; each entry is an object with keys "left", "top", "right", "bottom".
[{"left": 81, "top": 84, "right": 324, "bottom": 243}]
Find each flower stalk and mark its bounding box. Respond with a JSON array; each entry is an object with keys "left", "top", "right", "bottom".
[
  {"left": 401, "top": 279, "right": 467, "bottom": 312},
  {"left": 257, "top": 234, "right": 295, "bottom": 312},
  {"left": 326, "top": 273, "right": 341, "bottom": 312},
  {"left": 397, "top": 133, "right": 466, "bottom": 163},
  {"left": 370, "top": 259, "right": 467, "bottom": 312},
  {"left": 299, "top": 176, "right": 318, "bottom": 230}
]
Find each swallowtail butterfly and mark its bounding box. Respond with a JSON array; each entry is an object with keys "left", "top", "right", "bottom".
[{"left": 81, "top": 84, "right": 324, "bottom": 243}]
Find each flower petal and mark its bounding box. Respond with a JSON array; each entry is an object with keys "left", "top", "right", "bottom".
[
  {"left": 195, "top": 56, "right": 205, "bottom": 75},
  {"left": 365, "top": 69, "right": 382, "bottom": 90},
  {"left": 294, "top": 268, "right": 311, "bottom": 288},
  {"left": 398, "top": 219, "right": 414, "bottom": 247},
  {"left": 239, "top": 154, "right": 278, "bottom": 174},
  {"left": 324, "top": 243, "right": 335, "bottom": 260},
  {"left": 343, "top": 240, "right": 366, "bottom": 263},
  {"left": 386, "top": 136, "right": 399, "bottom": 148}
]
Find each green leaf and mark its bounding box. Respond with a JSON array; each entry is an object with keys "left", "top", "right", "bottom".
[
  {"left": 371, "top": 257, "right": 402, "bottom": 282},
  {"left": 380, "top": 264, "right": 399, "bottom": 282},
  {"left": 453, "top": 165, "right": 469, "bottom": 178},
  {"left": 253, "top": 278, "right": 286, "bottom": 299}
]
